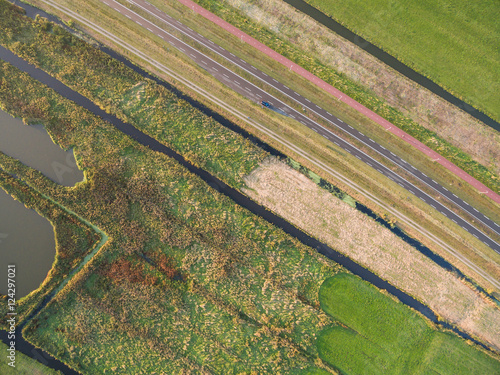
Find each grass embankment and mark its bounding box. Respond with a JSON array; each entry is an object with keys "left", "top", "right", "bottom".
[
  {"left": 0, "top": 342, "right": 62, "bottom": 374},
  {"left": 219, "top": 0, "right": 500, "bottom": 179},
  {"left": 1, "top": 25, "right": 498, "bottom": 375},
  {"left": 243, "top": 159, "right": 500, "bottom": 349},
  {"left": 304, "top": 0, "right": 500, "bottom": 123},
  {"left": 318, "top": 273, "right": 500, "bottom": 374},
  {"left": 0, "top": 0, "right": 267, "bottom": 189},
  {"left": 14, "top": 0, "right": 500, "bottom": 293},
  {"left": 191, "top": 0, "right": 500, "bottom": 195}
]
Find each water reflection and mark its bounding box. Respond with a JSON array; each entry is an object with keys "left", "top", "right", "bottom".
[
  {"left": 0, "top": 187, "right": 55, "bottom": 298},
  {"left": 0, "top": 110, "right": 83, "bottom": 186}
]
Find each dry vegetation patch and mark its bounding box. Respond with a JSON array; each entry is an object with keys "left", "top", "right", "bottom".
[
  {"left": 223, "top": 0, "right": 500, "bottom": 175},
  {"left": 243, "top": 158, "right": 500, "bottom": 349}
]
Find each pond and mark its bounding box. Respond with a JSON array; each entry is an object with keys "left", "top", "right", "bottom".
[
  {"left": 0, "top": 108, "right": 83, "bottom": 298},
  {"left": 0, "top": 109, "right": 83, "bottom": 186},
  {"left": 0, "top": 187, "right": 56, "bottom": 298}
]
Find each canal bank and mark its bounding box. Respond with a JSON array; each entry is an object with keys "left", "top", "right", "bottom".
[
  {"left": 0, "top": 38, "right": 495, "bottom": 366},
  {"left": 282, "top": 0, "right": 499, "bottom": 131}
]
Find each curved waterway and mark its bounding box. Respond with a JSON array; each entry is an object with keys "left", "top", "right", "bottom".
[
  {"left": 0, "top": 42, "right": 493, "bottom": 361},
  {"left": 282, "top": 0, "right": 499, "bottom": 131}
]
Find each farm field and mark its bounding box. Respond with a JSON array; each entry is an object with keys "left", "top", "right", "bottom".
[
  {"left": 318, "top": 274, "right": 500, "bottom": 374},
  {"left": 15, "top": 0, "right": 500, "bottom": 295},
  {"left": 0, "top": 0, "right": 499, "bottom": 373},
  {"left": 243, "top": 159, "right": 500, "bottom": 350},
  {"left": 0, "top": 56, "right": 497, "bottom": 374},
  {"left": 303, "top": 0, "right": 499, "bottom": 122}
]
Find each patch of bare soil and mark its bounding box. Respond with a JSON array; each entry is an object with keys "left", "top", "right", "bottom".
[
  {"left": 243, "top": 158, "right": 500, "bottom": 349},
  {"left": 227, "top": 0, "right": 500, "bottom": 175}
]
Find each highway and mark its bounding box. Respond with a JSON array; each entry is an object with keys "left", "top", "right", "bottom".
[{"left": 98, "top": 0, "right": 500, "bottom": 253}]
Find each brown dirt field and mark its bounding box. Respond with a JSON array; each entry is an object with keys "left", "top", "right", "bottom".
[
  {"left": 243, "top": 158, "right": 500, "bottom": 350},
  {"left": 226, "top": 0, "right": 500, "bottom": 175}
]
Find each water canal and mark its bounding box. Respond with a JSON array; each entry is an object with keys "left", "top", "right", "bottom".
[
  {"left": 0, "top": 38, "right": 493, "bottom": 353},
  {"left": 282, "top": 0, "right": 499, "bottom": 131},
  {"left": 0, "top": 9, "right": 495, "bottom": 373}
]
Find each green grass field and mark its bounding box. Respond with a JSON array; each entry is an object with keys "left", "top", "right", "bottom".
[
  {"left": 305, "top": 0, "right": 500, "bottom": 121},
  {"left": 0, "top": 2, "right": 499, "bottom": 372},
  {"left": 318, "top": 273, "right": 500, "bottom": 374},
  {"left": 0, "top": 342, "right": 62, "bottom": 374},
  {"left": 1, "top": 58, "right": 498, "bottom": 374},
  {"left": 16, "top": 0, "right": 500, "bottom": 291}
]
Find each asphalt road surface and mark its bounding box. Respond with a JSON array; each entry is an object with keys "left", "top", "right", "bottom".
[{"left": 101, "top": 0, "right": 500, "bottom": 253}]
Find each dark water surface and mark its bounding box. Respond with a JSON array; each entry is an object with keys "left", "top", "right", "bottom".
[
  {"left": 0, "top": 6, "right": 494, "bottom": 373},
  {"left": 283, "top": 0, "right": 499, "bottom": 131},
  {"left": 0, "top": 187, "right": 55, "bottom": 298},
  {"left": 0, "top": 110, "right": 83, "bottom": 186}
]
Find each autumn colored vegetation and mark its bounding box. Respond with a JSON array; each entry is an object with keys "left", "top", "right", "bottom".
[
  {"left": 0, "top": 0, "right": 267, "bottom": 189},
  {"left": 0, "top": 2, "right": 498, "bottom": 373}
]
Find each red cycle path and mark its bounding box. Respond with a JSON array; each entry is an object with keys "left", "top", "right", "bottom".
[{"left": 178, "top": 0, "right": 500, "bottom": 204}]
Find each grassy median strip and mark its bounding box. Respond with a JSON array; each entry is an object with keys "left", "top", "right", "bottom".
[
  {"left": 189, "top": 0, "right": 500, "bottom": 194},
  {"left": 1, "top": 8, "right": 499, "bottom": 374},
  {"left": 303, "top": 0, "right": 499, "bottom": 122}
]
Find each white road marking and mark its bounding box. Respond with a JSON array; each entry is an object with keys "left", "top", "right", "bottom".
[{"left": 223, "top": 73, "right": 229, "bottom": 78}]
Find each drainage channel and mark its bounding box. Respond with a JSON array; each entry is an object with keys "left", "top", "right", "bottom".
[{"left": 282, "top": 0, "right": 499, "bottom": 131}]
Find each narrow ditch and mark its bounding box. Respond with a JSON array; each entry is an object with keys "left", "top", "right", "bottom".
[{"left": 0, "top": 4, "right": 497, "bottom": 373}]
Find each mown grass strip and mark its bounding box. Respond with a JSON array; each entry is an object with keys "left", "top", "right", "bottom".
[
  {"left": 191, "top": 0, "right": 500, "bottom": 194},
  {"left": 318, "top": 273, "right": 500, "bottom": 374},
  {"left": 303, "top": 0, "right": 499, "bottom": 122}
]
